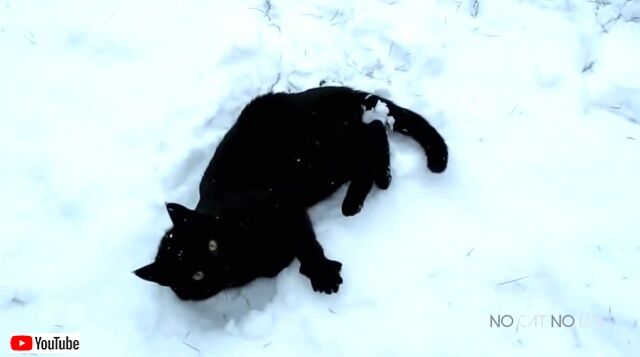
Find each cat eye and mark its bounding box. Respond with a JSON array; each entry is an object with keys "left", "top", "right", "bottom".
[
  {"left": 208, "top": 239, "right": 218, "bottom": 252},
  {"left": 192, "top": 271, "right": 204, "bottom": 281}
]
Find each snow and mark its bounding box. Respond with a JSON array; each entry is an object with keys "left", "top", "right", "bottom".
[
  {"left": 1, "top": 0, "right": 639, "bottom": 356},
  {"left": 362, "top": 100, "right": 393, "bottom": 127}
]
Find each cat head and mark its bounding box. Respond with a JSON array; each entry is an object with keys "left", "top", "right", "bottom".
[{"left": 134, "top": 202, "right": 239, "bottom": 301}]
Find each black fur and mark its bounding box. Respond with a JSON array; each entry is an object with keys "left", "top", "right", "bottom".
[{"left": 135, "top": 86, "right": 447, "bottom": 300}]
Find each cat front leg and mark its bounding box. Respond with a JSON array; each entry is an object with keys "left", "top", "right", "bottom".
[{"left": 287, "top": 208, "right": 343, "bottom": 294}]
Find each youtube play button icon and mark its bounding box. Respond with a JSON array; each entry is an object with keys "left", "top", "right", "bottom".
[{"left": 10, "top": 335, "right": 33, "bottom": 351}]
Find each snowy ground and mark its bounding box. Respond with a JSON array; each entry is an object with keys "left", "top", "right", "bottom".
[{"left": 1, "top": 0, "right": 640, "bottom": 355}]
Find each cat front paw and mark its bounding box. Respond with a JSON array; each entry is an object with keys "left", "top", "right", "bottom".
[{"left": 299, "top": 259, "right": 343, "bottom": 294}]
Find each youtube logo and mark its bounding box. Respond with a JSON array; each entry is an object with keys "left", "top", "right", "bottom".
[
  {"left": 10, "top": 335, "right": 32, "bottom": 352},
  {"left": 9, "top": 333, "right": 80, "bottom": 354}
]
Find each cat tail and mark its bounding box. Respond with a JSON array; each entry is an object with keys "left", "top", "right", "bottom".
[{"left": 356, "top": 90, "right": 448, "bottom": 173}]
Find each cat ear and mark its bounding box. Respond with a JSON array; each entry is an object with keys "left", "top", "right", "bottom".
[
  {"left": 133, "top": 262, "right": 171, "bottom": 286},
  {"left": 165, "top": 202, "right": 192, "bottom": 225}
]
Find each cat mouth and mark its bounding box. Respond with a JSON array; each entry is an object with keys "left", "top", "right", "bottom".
[{"left": 170, "top": 286, "right": 219, "bottom": 301}]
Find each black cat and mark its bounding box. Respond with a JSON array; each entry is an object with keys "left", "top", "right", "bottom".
[{"left": 134, "top": 86, "right": 447, "bottom": 300}]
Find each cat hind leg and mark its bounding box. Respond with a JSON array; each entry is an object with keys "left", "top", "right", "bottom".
[
  {"left": 368, "top": 120, "right": 392, "bottom": 190},
  {"left": 341, "top": 121, "right": 391, "bottom": 216}
]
